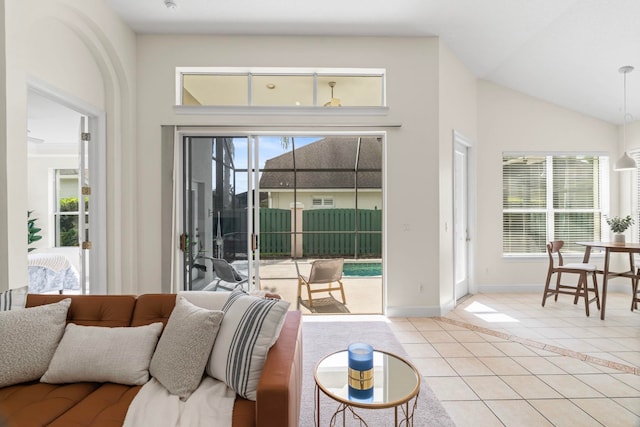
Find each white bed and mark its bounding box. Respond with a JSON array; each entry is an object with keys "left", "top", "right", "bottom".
[{"left": 28, "top": 253, "right": 80, "bottom": 293}]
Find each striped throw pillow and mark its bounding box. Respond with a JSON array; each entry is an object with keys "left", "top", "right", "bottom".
[
  {"left": 207, "top": 289, "right": 290, "bottom": 400},
  {"left": 0, "top": 286, "right": 28, "bottom": 311}
]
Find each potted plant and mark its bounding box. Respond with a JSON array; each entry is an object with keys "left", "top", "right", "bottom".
[
  {"left": 27, "top": 210, "right": 42, "bottom": 252},
  {"left": 605, "top": 215, "right": 634, "bottom": 244}
]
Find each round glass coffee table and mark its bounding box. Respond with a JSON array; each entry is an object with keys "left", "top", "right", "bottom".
[{"left": 314, "top": 349, "right": 420, "bottom": 426}]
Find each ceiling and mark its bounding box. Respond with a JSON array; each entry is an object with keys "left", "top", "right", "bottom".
[
  {"left": 103, "top": 0, "right": 640, "bottom": 125},
  {"left": 27, "top": 91, "right": 83, "bottom": 149}
]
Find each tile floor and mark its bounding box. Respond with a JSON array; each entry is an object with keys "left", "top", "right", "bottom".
[{"left": 390, "top": 292, "right": 640, "bottom": 427}]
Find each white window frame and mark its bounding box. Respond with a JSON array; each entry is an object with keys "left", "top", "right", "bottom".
[
  {"left": 502, "top": 152, "right": 609, "bottom": 257},
  {"left": 174, "top": 67, "right": 389, "bottom": 116},
  {"left": 53, "top": 168, "right": 80, "bottom": 248},
  {"left": 311, "top": 196, "right": 335, "bottom": 209}
]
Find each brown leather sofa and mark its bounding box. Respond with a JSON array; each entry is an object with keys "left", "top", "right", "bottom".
[{"left": 0, "top": 293, "right": 302, "bottom": 427}]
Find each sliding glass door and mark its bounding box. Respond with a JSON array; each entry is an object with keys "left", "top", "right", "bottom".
[{"left": 181, "top": 134, "right": 384, "bottom": 314}]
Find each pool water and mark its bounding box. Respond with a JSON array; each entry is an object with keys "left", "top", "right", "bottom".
[{"left": 343, "top": 262, "right": 382, "bottom": 277}]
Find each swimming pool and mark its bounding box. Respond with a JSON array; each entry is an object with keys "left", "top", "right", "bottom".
[{"left": 343, "top": 262, "right": 382, "bottom": 277}]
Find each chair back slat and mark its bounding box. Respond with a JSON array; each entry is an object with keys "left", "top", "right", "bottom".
[
  {"left": 547, "top": 240, "right": 565, "bottom": 267},
  {"left": 308, "top": 259, "right": 344, "bottom": 283}
]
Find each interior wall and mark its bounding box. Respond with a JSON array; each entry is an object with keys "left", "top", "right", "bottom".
[
  {"left": 437, "top": 42, "right": 478, "bottom": 310},
  {"left": 476, "top": 80, "right": 618, "bottom": 292},
  {"left": 0, "top": 0, "right": 8, "bottom": 289},
  {"left": 617, "top": 120, "right": 639, "bottom": 245},
  {"left": 27, "top": 155, "right": 77, "bottom": 251},
  {"left": 1, "top": 0, "right": 137, "bottom": 292},
  {"left": 136, "top": 35, "right": 443, "bottom": 315}
]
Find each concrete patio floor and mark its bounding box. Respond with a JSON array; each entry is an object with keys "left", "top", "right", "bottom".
[{"left": 254, "top": 259, "right": 383, "bottom": 315}]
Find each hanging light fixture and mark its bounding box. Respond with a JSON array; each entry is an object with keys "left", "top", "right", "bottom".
[{"left": 614, "top": 65, "right": 636, "bottom": 171}]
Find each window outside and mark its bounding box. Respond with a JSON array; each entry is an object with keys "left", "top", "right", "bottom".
[
  {"left": 502, "top": 154, "right": 607, "bottom": 255},
  {"left": 54, "top": 169, "right": 88, "bottom": 247}
]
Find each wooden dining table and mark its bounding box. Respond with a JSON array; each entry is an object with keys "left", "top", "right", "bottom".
[{"left": 577, "top": 241, "right": 640, "bottom": 320}]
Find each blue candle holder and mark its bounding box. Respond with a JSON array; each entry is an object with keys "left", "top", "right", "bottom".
[{"left": 347, "top": 343, "right": 374, "bottom": 401}]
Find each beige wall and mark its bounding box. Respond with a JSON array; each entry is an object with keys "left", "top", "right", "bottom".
[
  {"left": 476, "top": 80, "right": 618, "bottom": 291},
  {"left": 0, "top": 0, "right": 8, "bottom": 290},
  {"left": 1, "top": 0, "right": 136, "bottom": 292},
  {"left": 267, "top": 190, "right": 382, "bottom": 211},
  {"left": 136, "top": 35, "right": 445, "bottom": 314},
  {"left": 437, "top": 43, "right": 478, "bottom": 308},
  {"left": 618, "top": 120, "right": 640, "bottom": 247}
]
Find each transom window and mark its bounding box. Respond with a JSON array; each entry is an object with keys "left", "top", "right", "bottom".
[
  {"left": 176, "top": 67, "right": 386, "bottom": 107},
  {"left": 502, "top": 154, "right": 608, "bottom": 255}
]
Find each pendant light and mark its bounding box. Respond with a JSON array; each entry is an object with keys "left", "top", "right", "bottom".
[{"left": 614, "top": 65, "right": 636, "bottom": 171}]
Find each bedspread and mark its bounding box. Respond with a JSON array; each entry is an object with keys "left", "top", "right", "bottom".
[{"left": 27, "top": 253, "right": 80, "bottom": 293}]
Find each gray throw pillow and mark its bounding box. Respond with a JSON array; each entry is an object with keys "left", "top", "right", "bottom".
[
  {"left": 0, "top": 298, "right": 71, "bottom": 387},
  {"left": 149, "top": 296, "right": 224, "bottom": 400},
  {"left": 41, "top": 322, "right": 163, "bottom": 385}
]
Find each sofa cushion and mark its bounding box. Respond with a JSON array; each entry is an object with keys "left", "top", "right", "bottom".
[
  {"left": 130, "top": 293, "right": 176, "bottom": 327},
  {"left": 0, "top": 286, "right": 28, "bottom": 311},
  {"left": 0, "top": 381, "right": 101, "bottom": 427},
  {"left": 41, "top": 322, "right": 163, "bottom": 385},
  {"left": 26, "top": 294, "right": 137, "bottom": 327},
  {"left": 0, "top": 298, "right": 71, "bottom": 387},
  {"left": 47, "top": 383, "right": 143, "bottom": 427},
  {"left": 207, "top": 289, "right": 290, "bottom": 400},
  {"left": 150, "top": 296, "right": 224, "bottom": 400}
]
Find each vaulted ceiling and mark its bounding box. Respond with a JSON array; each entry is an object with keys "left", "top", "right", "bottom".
[{"left": 104, "top": 0, "right": 640, "bottom": 125}]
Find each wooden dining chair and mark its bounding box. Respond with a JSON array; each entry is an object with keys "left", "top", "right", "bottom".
[
  {"left": 632, "top": 268, "right": 640, "bottom": 312},
  {"left": 542, "top": 240, "right": 601, "bottom": 316}
]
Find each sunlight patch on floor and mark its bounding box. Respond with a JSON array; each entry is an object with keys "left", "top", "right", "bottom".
[
  {"left": 463, "top": 301, "right": 497, "bottom": 313},
  {"left": 464, "top": 301, "right": 519, "bottom": 322}
]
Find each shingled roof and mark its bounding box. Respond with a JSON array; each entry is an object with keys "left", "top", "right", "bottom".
[{"left": 259, "top": 136, "right": 382, "bottom": 190}]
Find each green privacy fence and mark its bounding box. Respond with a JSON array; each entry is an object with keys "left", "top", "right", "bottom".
[
  {"left": 259, "top": 208, "right": 382, "bottom": 257},
  {"left": 259, "top": 208, "right": 291, "bottom": 256}
]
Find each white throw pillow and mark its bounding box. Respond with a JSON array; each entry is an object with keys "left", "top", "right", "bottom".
[
  {"left": 0, "top": 298, "right": 71, "bottom": 387},
  {"left": 41, "top": 322, "right": 163, "bottom": 385},
  {"left": 178, "top": 290, "right": 230, "bottom": 311},
  {"left": 0, "top": 285, "right": 28, "bottom": 311},
  {"left": 207, "top": 289, "right": 290, "bottom": 400},
  {"left": 150, "top": 296, "right": 224, "bottom": 400}
]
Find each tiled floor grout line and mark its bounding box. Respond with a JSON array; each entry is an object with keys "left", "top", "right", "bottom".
[{"left": 435, "top": 316, "right": 639, "bottom": 376}]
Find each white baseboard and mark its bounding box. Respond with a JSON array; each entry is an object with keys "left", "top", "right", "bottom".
[
  {"left": 386, "top": 297, "right": 456, "bottom": 317},
  {"left": 477, "top": 283, "right": 631, "bottom": 293},
  {"left": 386, "top": 305, "right": 443, "bottom": 318},
  {"left": 386, "top": 282, "right": 631, "bottom": 318}
]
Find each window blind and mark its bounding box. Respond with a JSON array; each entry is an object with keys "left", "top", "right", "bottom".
[{"left": 502, "top": 155, "right": 606, "bottom": 255}]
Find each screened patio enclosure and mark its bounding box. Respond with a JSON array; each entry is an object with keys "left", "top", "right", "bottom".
[{"left": 182, "top": 134, "right": 384, "bottom": 314}]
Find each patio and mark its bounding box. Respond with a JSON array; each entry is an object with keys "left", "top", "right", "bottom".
[{"left": 255, "top": 259, "right": 383, "bottom": 315}]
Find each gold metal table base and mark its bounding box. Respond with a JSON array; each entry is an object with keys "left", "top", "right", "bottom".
[{"left": 315, "top": 384, "right": 419, "bottom": 427}]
